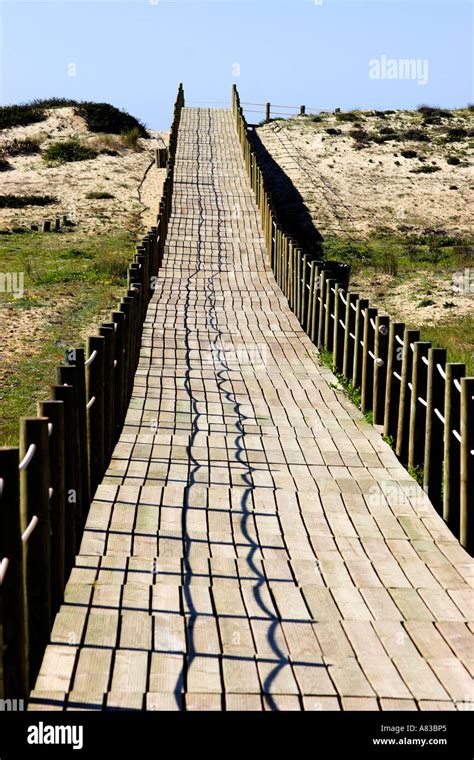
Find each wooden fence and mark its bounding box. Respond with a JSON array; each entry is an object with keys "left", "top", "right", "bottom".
[
  {"left": 0, "top": 84, "right": 185, "bottom": 701},
  {"left": 232, "top": 84, "right": 474, "bottom": 556}
]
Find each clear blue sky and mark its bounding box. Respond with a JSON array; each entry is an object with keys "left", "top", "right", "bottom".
[{"left": 1, "top": 1, "right": 472, "bottom": 131}]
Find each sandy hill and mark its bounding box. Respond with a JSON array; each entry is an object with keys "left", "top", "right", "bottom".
[{"left": 0, "top": 104, "right": 168, "bottom": 234}]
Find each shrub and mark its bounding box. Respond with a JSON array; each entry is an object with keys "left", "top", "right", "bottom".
[
  {"left": 85, "top": 191, "right": 115, "bottom": 199},
  {"left": 325, "top": 127, "right": 341, "bottom": 135},
  {"left": 75, "top": 102, "right": 148, "bottom": 137},
  {"left": 43, "top": 139, "right": 98, "bottom": 164},
  {"left": 401, "top": 149, "right": 417, "bottom": 158},
  {"left": 0, "top": 194, "right": 58, "bottom": 208},
  {"left": 121, "top": 127, "right": 142, "bottom": 150},
  {"left": 0, "top": 137, "right": 41, "bottom": 158},
  {"left": 0, "top": 158, "right": 11, "bottom": 171},
  {"left": 0, "top": 104, "right": 46, "bottom": 130},
  {"left": 447, "top": 156, "right": 461, "bottom": 165},
  {"left": 402, "top": 128, "right": 429, "bottom": 142},
  {"left": 307, "top": 115, "right": 322, "bottom": 122},
  {"left": 373, "top": 131, "right": 400, "bottom": 143},
  {"left": 410, "top": 165, "right": 441, "bottom": 174},
  {"left": 417, "top": 298, "right": 436, "bottom": 307},
  {"left": 349, "top": 129, "right": 370, "bottom": 142},
  {"left": 445, "top": 128, "right": 468, "bottom": 142},
  {"left": 418, "top": 105, "right": 452, "bottom": 119},
  {"left": 335, "top": 112, "right": 359, "bottom": 122}
]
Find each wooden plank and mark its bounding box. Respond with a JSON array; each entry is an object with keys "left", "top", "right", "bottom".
[
  {"left": 72, "top": 648, "right": 112, "bottom": 693},
  {"left": 110, "top": 650, "right": 148, "bottom": 693}
]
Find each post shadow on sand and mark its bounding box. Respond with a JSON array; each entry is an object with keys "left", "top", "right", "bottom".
[{"left": 248, "top": 126, "right": 324, "bottom": 258}]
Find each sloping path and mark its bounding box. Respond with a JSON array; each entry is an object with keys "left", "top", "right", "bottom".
[{"left": 31, "top": 108, "right": 473, "bottom": 711}]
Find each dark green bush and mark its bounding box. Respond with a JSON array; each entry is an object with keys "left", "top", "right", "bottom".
[
  {"left": 0, "top": 194, "right": 58, "bottom": 208},
  {"left": 447, "top": 156, "right": 461, "bottom": 165},
  {"left": 335, "top": 112, "right": 359, "bottom": 123},
  {"left": 445, "top": 128, "right": 468, "bottom": 142},
  {"left": 0, "top": 104, "right": 47, "bottom": 130},
  {"left": 418, "top": 105, "right": 452, "bottom": 119},
  {"left": 325, "top": 127, "right": 341, "bottom": 136},
  {"left": 402, "top": 128, "right": 429, "bottom": 142},
  {"left": 401, "top": 149, "right": 417, "bottom": 158},
  {"left": 409, "top": 165, "right": 440, "bottom": 174},
  {"left": 85, "top": 191, "right": 115, "bottom": 199},
  {"left": 43, "top": 139, "right": 98, "bottom": 163},
  {"left": 75, "top": 102, "right": 148, "bottom": 137}
]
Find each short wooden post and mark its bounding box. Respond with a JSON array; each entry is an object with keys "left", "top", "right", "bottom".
[
  {"left": 42, "top": 220, "right": 51, "bottom": 232},
  {"left": 342, "top": 292, "right": 358, "bottom": 381},
  {"left": 0, "top": 448, "right": 28, "bottom": 698},
  {"left": 37, "top": 400, "right": 65, "bottom": 614},
  {"left": 86, "top": 336, "right": 105, "bottom": 496},
  {"left": 361, "top": 307, "right": 378, "bottom": 414},
  {"left": 460, "top": 377, "right": 474, "bottom": 553},
  {"left": 373, "top": 315, "right": 390, "bottom": 425},
  {"left": 408, "top": 341, "right": 431, "bottom": 472},
  {"left": 383, "top": 322, "right": 405, "bottom": 442},
  {"left": 300, "top": 253, "right": 309, "bottom": 325},
  {"left": 19, "top": 416, "right": 51, "bottom": 687},
  {"left": 395, "top": 329, "right": 420, "bottom": 464},
  {"left": 423, "top": 348, "right": 447, "bottom": 513},
  {"left": 265, "top": 102, "right": 271, "bottom": 121},
  {"left": 352, "top": 297, "right": 369, "bottom": 389},
  {"left": 443, "top": 363, "right": 465, "bottom": 536},
  {"left": 300, "top": 105, "right": 306, "bottom": 116},
  {"left": 51, "top": 384, "right": 76, "bottom": 570}
]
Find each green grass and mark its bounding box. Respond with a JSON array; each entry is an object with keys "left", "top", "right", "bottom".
[
  {"left": 420, "top": 317, "right": 474, "bottom": 374},
  {"left": 42, "top": 139, "right": 98, "bottom": 164},
  {"left": 0, "top": 229, "right": 135, "bottom": 444}
]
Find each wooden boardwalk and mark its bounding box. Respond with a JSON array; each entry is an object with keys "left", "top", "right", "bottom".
[{"left": 30, "top": 108, "right": 473, "bottom": 711}]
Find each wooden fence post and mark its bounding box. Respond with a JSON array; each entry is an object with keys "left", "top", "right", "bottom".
[
  {"left": 383, "top": 322, "right": 405, "bottom": 443},
  {"left": 373, "top": 314, "right": 390, "bottom": 425},
  {"left": 265, "top": 102, "right": 271, "bottom": 121},
  {"left": 460, "top": 377, "right": 474, "bottom": 553},
  {"left": 112, "top": 311, "right": 126, "bottom": 438},
  {"left": 361, "top": 306, "right": 378, "bottom": 414},
  {"left": 352, "top": 297, "right": 369, "bottom": 389},
  {"left": 19, "top": 416, "right": 51, "bottom": 687},
  {"left": 443, "top": 363, "right": 466, "bottom": 536},
  {"left": 342, "top": 292, "right": 358, "bottom": 381},
  {"left": 317, "top": 270, "right": 328, "bottom": 350},
  {"left": 423, "top": 347, "right": 446, "bottom": 513},
  {"left": 37, "top": 400, "right": 65, "bottom": 614},
  {"left": 0, "top": 448, "right": 28, "bottom": 698},
  {"left": 64, "top": 348, "right": 89, "bottom": 508},
  {"left": 395, "top": 329, "right": 420, "bottom": 464},
  {"left": 51, "top": 384, "right": 76, "bottom": 570},
  {"left": 86, "top": 336, "right": 105, "bottom": 496},
  {"left": 56, "top": 365, "right": 84, "bottom": 535},
  {"left": 408, "top": 341, "right": 431, "bottom": 472},
  {"left": 332, "top": 285, "right": 346, "bottom": 375},
  {"left": 98, "top": 324, "right": 116, "bottom": 463},
  {"left": 324, "top": 279, "right": 336, "bottom": 352}
]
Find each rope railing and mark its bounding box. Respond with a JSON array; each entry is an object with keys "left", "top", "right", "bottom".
[
  {"left": 0, "top": 82, "right": 185, "bottom": 702},
  {"left": 232, "top": 82, "right": 474, "bottom": 560}
]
